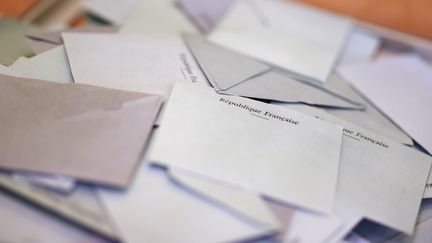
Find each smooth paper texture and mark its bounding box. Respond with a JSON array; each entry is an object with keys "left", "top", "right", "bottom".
[
  {"left": 120, "top": 0, "right": 198, "bottom": 34},
  {"left": 0, "top": 46, "right": 73, "bottom": 83},
  {"left": 208, "top": 0, "right": 352, "bottom": 83},
  {"left": 185, "top": 34, "right": 364, "bottom": 109},
  {"left": 99, "top": 165, "right": 277, "bottom": 243},
  {"left": 274, "top": 74, "right": 413, "bottom": 145},
  {"left": 176, "top": 0, "right": 234, "bottom": 32},
  {"left": 0, "top": 190, "right": 109, "bottom": 243},
  {"left": 0, "top": 75, "right": 161, "bottom": 188},
  {"left": 63, "top": 33, "right": 207, "bottom": 98},
  {"left": 339, "top": 55, "right": 432, "bottom": 154},
  {"left": 0, "top": 175, "right": 118, "bottom": 240},
  {"left": 285, "top": 105, "right": 432, "bottom": 234},
  {"left": 150, "top": 82, "right": 343, "bottom": 213}
]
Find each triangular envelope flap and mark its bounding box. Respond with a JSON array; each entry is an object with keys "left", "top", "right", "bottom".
[
  {"left": 0, "top": 74, "right": 156, "bottom": 121},
  {"left": 225, "top": 71, "right": 364, "bottom": 109},
  {"left": 169, "top": 169, "right": 280, "bottom": 229},
  {"left": 183, "top": 34, "right": 270, "bottom": 91}
]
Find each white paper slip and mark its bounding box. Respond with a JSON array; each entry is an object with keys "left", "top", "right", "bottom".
[
  {"left": 99, "top": 164, "right": 277, "bottom": 243},
  {"left": 208, "top": 0, "right": 352, "bottom": 83},
  {"left": 338, "top": 55, "right": 432, "bottom": 154},
  {"left": 63, "top": 33, "right": 207, "bottom": 99},
  {"left": 150, "top": 82, "right": 343, "bottom": 213},
  {"left": 283, "top": 105, "right": 432, "bottom": 234}
]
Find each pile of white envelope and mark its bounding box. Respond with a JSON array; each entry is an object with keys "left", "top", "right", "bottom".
[{"left": 1, "top": 0, "right": 432, "bottom": 242}]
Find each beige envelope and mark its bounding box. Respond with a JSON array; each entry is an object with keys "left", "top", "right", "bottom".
[{"left": 0, "top": 75, "right": 161, "bottom": 188}]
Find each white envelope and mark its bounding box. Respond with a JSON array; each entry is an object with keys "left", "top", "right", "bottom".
[
  {"left": 284, "top": 105, "right": 431, "bottom": 234},
  {"left": 338, "top": 55, "right": 432, "bottom": 154},
  {"left": 99, "top": 164, "right": 279, "bottom": 243},
  {"left": 150, "top": 82, "right": 343, "bottom": 213},
  {"left": 273, "top": 74, "right": 413, "bottom": 145},
  {"left": 208, "top": 0, "right": 352, "bottom": 83},
  {"left": 63, "top": 33, "right": 208, "bottom": 99},
  {"left": 185, "top": 34, "right": 364, "bottom": 109}
]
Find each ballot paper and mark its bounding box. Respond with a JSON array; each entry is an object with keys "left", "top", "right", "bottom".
[
  {"left": 120, "top": 0, "right": 198, "bottom": 34},
  {"left": 176, "top": 0, "right": 234, "bottom": 32},
  {"left": 150, "top": 82, "right": 343, "bottom": 213},
  {"left": 0, "top": 75, "right": 161, "bottom": 188},
  {"left": 0, "top": 46, "right": 73, "bottom": 83},
  {"left": 338, "top": 55, "right": 432, "bottom": 154},
  {"left": 208, "top": 0, "right": 352, "bottom": 83},
  {"left": 0, "top": 190, "right": 109, "bottom": 243},
  {"left": 63, "top": 33, "right": 207, "bottom": 98},
  {"left": 99, "top": 164, "right": 279, "bottom": 243},
  {"left": 185, "top": 34, "right": 363, "bottom": 109},
  {"left": 273, "top": 74, "right": 413, "bottom": 145},
  {"left": 282, "top": 105, "right": 431, "bottom": 234},
  {"left": 0, "top": 175, "right": 118, "bottom": 241},
  {"left": 0, "top": 19, "right": 36, "bottom": 65}
]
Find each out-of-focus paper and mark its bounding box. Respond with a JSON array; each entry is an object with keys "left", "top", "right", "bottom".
[
  {"left": 338, "top": 30, "right": 380, "bottom": 65},
  {"left": 339, "top": 55, "right": 432, "bottom": 154},
  {"left": 84, "top": 0, "right": 139, "bottom": 25},
  {"left": 0, "top": 46, "right": 73, "bottom": 83},
  {"left": 209, "top": 0, "right": 352, "bottom": 83},
  {"left": 176, "top": 0, "right": 234, "bottom": 32},
  {"left": 0, "top": 75, "right": 161, "bottom": 188},
  {"left": 0, "top": 175, "right": 118, "bottom": 240},
  {"left": 120, "top": 0, "right": 197, "bottom": 34},
  {"left": 0, "top": 19, "right": 36, "bottom": 65},
  {"left": 99, "top": 165, "right": 278, "bottom": 243},
  {"left": 0, "top": 190, "right": 109, "bottom": 243},
  {"left": 63, "top": 33, "right": 207, "bottom": 99},
  {"left": 150, "top": 82, "right": 343, "bottom": 213}
]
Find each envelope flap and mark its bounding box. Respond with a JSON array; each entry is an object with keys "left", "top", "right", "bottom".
[
  {"left": 184, "top": 34, "right": 270, "bottom": 91},
  {"left": 169, "top": 169, "right": 280, "bottom": 229},
  {"left": 0, "top": 74, "right": 157, "bottom": 122}
]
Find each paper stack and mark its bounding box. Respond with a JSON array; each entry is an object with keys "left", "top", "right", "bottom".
[{"left": 0, "top": 0, "right": 431, "bottom": 242}]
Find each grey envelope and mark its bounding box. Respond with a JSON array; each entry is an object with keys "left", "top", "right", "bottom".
[{"left": 184, "top": 34, "right": 364, "bottom": 109}]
